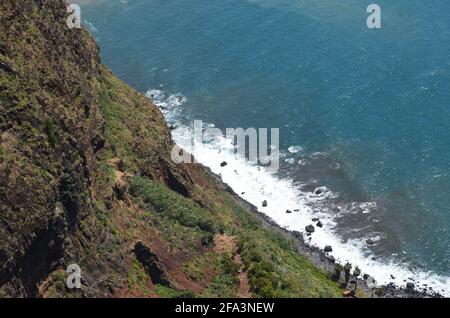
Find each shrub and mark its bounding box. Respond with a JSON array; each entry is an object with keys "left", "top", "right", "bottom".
[
  {"left": 44, "top": 119, "right": 56, "bottom": 147},
  {"left": 129, "top": 176, "right": 216, "bottom": 234},
  {"left": 201, "top": 233, "right": 214, "bottom": 247}
]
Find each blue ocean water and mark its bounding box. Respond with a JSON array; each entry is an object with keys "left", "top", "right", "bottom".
[{"left": 80, "top": 0, "right": 450, "bottom": 292}]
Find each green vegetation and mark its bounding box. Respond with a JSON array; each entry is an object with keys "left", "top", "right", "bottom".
[
  {"left": 224, "top": 195, "right": 342, "bottom": 298},
  {"left": 155, "top": 285, "right": 196, "bottom": 298},
  {"left": 127, "top": 174, "right": 342, "bottom": 297},
  {"left": 44, "top": 119, "right": 56, "bottom": 147},
  {"left": 344, "top": 262, "right": 353, "bottom": 286},
  {"left": 237, "top": 225, "right": 342, "bottom": 298},
  {"left": 0, "top": 288, "right": 9, "bottom": 298},
  {"left": 128, "top": 257, "right": 151, "bottom": 296},
  {"left": 202, "top": 254, "right": 240, "bottom": 297},
  {"left": 130, "top": 176, "right": 216, "bottom": 234}
]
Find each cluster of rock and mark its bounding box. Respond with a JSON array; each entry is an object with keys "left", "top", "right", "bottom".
[{"left": 237, "top": 181, "right": 444, "bottom": 298}]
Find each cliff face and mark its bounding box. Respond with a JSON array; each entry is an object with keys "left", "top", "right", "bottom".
[{"left": 0, "top": 0, "right": 342, "bottom": 298}]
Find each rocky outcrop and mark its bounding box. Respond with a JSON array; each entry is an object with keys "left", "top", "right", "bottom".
[
  {"left": 133, "top": 241, "right": 171, "bottom": 287},
  {"left": 0, "top": 0, "right": 102, "bottom": 296}
]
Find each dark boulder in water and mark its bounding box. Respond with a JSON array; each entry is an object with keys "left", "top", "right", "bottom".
[
  {"left": 324, "top": 245, "right": 333, "bottom": 252},
  {"left": 286, "top": 209, "right": 292, "bottom": 214},
  {"left": 366, "top": 238, "right": 375, "bottom": 246},
  {"left": 305, "top": 225, "right": 315, "bottom": 233},
  {"left": 262, "top": 200, "right": 268, "bottom": 207},
  {"left": 312, "top": 217, "right": 319, "bottom": 222},
  {"left": 316, "top": 221, "right": 323, "bottom": 228},
  {"left": 314, "top": 188, "right": 323, "bottom": 195},
  {"left": 220, "top": 161, "right": 228, "bottom": 167},
  {"left": 406, "top": 282, "right": 415, "bottom": 290}
]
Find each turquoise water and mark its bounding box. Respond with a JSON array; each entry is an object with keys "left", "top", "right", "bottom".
[{"left": 81, "top": 0, "right": 450, "bottom": 292}]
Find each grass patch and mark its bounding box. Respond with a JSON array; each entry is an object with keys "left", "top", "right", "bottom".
[
  {"left": 128, "top": 257, "right": 150, "bottom": 296},
  {"left": 155, "top": 285, "right": 196, "bottom": 298},
  {"left": 129, "top": 176, "right": 216, "bottom": 234}
]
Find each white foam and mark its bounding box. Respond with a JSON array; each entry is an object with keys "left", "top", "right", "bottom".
[
  {"left": 285, "top": 157, "right": 295, "bottom": 164},
  {"left": 288, "top": 145, "right": 303, "bottom": 153},
  {"left": 145, "top": 89, "right": 165, "bottom": 100},
  {"left": 83, "top": 20, "right": 98, "bottom": 33},
  {"left": 146, "top": 89, "right": 450, "bottom": 297}
]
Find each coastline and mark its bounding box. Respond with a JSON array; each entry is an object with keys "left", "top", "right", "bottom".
[
  {"left": 188, "top": 156, "right": 443, "bottom": 298},
  {"left": 147, "top": 91, "right": 446, "bottom": 298}
]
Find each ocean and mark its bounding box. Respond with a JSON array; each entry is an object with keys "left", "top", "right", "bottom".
[{"left": 79, "top": 0, "right": 450, "bottom": 295}]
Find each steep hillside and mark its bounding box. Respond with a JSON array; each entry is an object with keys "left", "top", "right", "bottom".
[{"left": 0, "top": 0, "right": 342, "bottom": 298}]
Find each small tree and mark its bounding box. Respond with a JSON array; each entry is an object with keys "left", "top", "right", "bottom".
[
  {"left": 352, "top": 266, "right": 361, "bottom": 291},
  {"left": 344, "top": 262, "right": 352, "bottom": 287},
  {"left": 367, "top": 276, "right": 377, "bottom": 298},
  {"left": 353, "top": 266, "right": 361, "bottom": 277},
  {"left": 332, "top": 264, "right": 343, "bottom": 282}
]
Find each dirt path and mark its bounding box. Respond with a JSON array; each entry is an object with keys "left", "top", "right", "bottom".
[
  {"left": 107, "top": 158, "right": 126, "bottom": 185},
  {"left": 214, "top": 234, "right": 251, "bottom": 298}
]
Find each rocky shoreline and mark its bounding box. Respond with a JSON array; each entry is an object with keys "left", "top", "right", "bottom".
[{"left": 203, "top": 165, "right": 443, "bottom": 298}]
